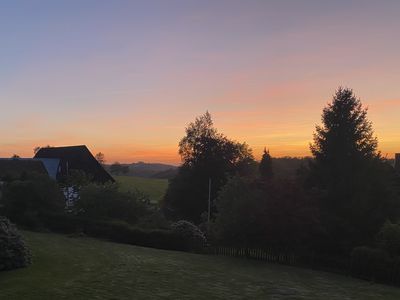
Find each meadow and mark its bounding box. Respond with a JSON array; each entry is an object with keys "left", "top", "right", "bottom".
[
  {"left": 114, "top": 175, "right": 168, "bottom": 204},
  {"left": 1, "top": 231, "right": 400, "bottom": 300}
]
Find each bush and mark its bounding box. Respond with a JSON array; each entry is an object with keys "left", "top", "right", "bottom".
[
  {"left": 0, "top": 174, "right": 65, "bottom": 228},
  {"left": 76, "top": 184, "right": 151, "bottom": 225},
  {"left": 0, "top": 216, "right": 31, "bottom": 271},
  {"left": 171, "top": 220, "right": 207, "bottom": 251},
  {"left": 376, "top": 221, "right": 400, "bottom": 256},
  {"left": 136, "top": 210, "right": 171, "bottom": 230},
  {"left": 40, "top": 212, "right": 186, "bottom": 251}
]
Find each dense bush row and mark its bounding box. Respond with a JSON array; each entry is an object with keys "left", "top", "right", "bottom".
[{"left": 41, "top": 212, "right": 204, "bottom": 252}]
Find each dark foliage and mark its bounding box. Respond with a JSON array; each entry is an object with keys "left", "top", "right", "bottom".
[
  {"left": 308, "top": 88, "right": 400, "bottom": 252},
  {"left": 0, "top": 160, "right": 48, "bottom": 180},
  {"left": 0, "top": 216, "right": 31, "bottom": 271},
  {"left": 75, "top": 183, "right": 151, "bottom": 225},
  {"left": 135, "top": 210, "right": 171, "bottom": 230},
  {"left": 162, "top": 111, "right": 256, "bottom": 223},
  {"left": 214, "top": 176, "right": 320, "bottom": 249},
  {"left": 40, "top": 212, "right": 191, "bottom": 252},
  {"left": 350, "top": 246, "right": 392, "bottom": 281},
  {"left": 0, "top": 173, "right": 65, "bottom": 229},
  {"left": 259, "top": 148, "right": 273, "bottom": 179},
  {"left": 376, "top": 221, "right": 400, "bottom": 257},
  {"left": 171, "top": 220, "right": 207, "bottom": 251}
]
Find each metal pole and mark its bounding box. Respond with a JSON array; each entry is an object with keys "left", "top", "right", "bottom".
[{"left": 208, "top": 177, "right": 211, "bottom": 222}]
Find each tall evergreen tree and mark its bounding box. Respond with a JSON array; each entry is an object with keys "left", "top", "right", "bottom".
[
  {"left": 311, "top": 87, "right": 378, "bottom": 177},
  {"left": 259, "top": 148, "right": 273, "bottom": 180},
  {"left": 309, "top": 87, "right": 399, "bottom": 251}
]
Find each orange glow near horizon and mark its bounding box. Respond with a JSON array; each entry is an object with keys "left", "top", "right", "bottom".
[{"left": 0, "top": 1, "right": 399, "bottom": 163}]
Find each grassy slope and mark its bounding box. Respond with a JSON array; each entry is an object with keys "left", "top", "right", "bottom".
[
  {"left": 114, "top": 175, "right": 168, "bottom": 204},
  {"left": 1, "top": 232, "right": 400, "bottom": 299}
]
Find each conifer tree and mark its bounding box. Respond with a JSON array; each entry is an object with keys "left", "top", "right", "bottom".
[
  {"left": 309, "top": 87, "right": 399, "bottom": 251},
  {"left": 259, "top": 148, "right": 273, "bottom": 180}
]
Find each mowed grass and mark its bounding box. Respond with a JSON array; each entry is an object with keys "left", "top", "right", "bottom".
[
  {"left": 1, "top": 232, "right": 400, "bottom": 300},
  {"left": 114, "top": 175, "right": 168, "bottom": 204}
]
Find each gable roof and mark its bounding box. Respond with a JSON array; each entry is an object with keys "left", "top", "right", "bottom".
[
  {"left": 0, "top": 158, "right": 48, "bottom": 179},
  {"left": 34, "top": 145, "right": 114, "bottom": 183}
]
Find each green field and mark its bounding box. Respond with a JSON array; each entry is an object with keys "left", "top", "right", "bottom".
[
  {"left": 114, "top": 175, "right": 168, "bottom": 204},
  {"left": 1, "top": 231, "right": 400, "bottom": 299}
]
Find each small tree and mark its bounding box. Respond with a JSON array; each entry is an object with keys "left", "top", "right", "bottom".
[
  {"left": 259, "top": 148, "right": 273, "bottom": 180},
  {"left": 162, "top": 111, "right": 255, "bottom": 223},
  {"left": 95, "top": 152, "right": 105, "bottom": 165}
]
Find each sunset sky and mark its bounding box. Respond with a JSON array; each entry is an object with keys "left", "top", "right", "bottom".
[{"left": 0, "top": 0, "right": 399, "bottom": 164}]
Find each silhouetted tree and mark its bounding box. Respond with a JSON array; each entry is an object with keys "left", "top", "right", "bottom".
[
  {"left": 11, "top": 154, "right": 20, "bottom": 159},
  {"left": 259, "top": 148, "right": 273, "bottom": 179},
  {"left": 309, "top": 87, "right": 400, "bottom": 252},
  {"left": 162, "top": 111, "right": 255, "bottom": 223},
  {"left": 95, "top": 152, "right": 105, "bottom": 165}
]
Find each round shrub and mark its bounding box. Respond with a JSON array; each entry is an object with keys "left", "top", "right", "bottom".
[
  {"left": 0, "top": 216, "right": 31, "bottom": 271},
  {"left": 171, "top": 220, "right": 207, "bottom": 251},
  {"left": 376, "top": 221, "right": 400, "bottom": 256}
]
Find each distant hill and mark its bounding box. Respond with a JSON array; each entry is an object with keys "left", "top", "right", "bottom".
[
  {"left": 106, "top": 162, "right": 178, "bottom": 179},
  {"left": 107, "top": 157, "right": 395, "bottom": 180}
]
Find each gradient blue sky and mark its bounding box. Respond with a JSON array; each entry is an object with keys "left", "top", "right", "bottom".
[{"left": 1, "top": 0, "right": 399, "bottom": 164}]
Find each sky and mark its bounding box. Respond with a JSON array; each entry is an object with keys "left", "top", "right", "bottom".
[{"left": 0, "top": 0, "right": 399, "bottom": 164}]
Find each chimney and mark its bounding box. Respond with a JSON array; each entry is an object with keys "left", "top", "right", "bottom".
[{"left": 395, "top": 153, "right": 400, "bottom": 173}]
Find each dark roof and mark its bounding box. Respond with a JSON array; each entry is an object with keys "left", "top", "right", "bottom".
[
  {"left": 34, "top": 145, "right": 114, "bottom": 183},
  {"left": 0, "top": 158, "right": 48, "bottom": 179}
]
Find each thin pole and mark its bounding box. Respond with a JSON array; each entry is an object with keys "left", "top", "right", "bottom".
[{"left": 208, "top": 177, "right": 211, "bottom": 222}]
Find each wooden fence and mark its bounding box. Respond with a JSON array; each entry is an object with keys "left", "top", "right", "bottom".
[
  {"left": 206, "top": 246, "right": 297, "bottom": 265},
  {"left": 205, "top": 246, "right": 400, "bottom": 286}
]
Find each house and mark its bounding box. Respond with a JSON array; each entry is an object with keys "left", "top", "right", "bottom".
[
  {"left": 34, "top": 145, "right": 114, "bottom": 184},
  {"left": 0, "top": 158, "right": 49, "bottom": 179}
]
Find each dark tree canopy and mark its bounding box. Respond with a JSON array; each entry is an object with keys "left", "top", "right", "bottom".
[
  {"left": 162, "top": 111, "right": 255, "bottom": 223},
  {"left": 178, "top": 111, "right": 253, "bottom": 171},
  {"left": 259, "top": 148, "right": 273, "bottom": 179},
  {"left": 311, "top": 87, "right": 378, "bottom": 167},
  {"left": 308, "top": 87, "right": 400, "bottom": 252}
]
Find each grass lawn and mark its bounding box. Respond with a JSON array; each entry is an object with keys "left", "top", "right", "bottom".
[
  {"left": 1, "top": 232, "right": 400, "bottom": 299},
  {"left": 114, "top": 175, "right": 168, "bottom": 204}
]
